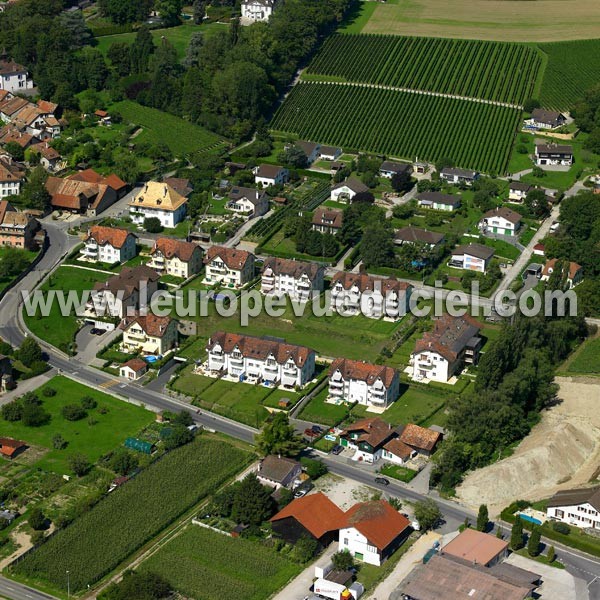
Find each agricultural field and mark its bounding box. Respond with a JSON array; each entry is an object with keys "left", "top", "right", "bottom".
[
  {"left": 562, "top": 336, "right": 600, "bottom": 376},
  {"left": 353, "top": 0, "right": 600, "bottom": 42},
  {"left": 140, "top": 525, "right": 301, "bottom": 600},
  {"left": 11, "top": 437, "right": 252, "bottom": 594},
  {"left": 306, "top": 35, "right": 541, "bottom": 105},
  {"left": 272, "top": 82, "right": 521, "bottom": 174},
  {"left": 538, "top": 39, "right": 600, "bottom": 110}
]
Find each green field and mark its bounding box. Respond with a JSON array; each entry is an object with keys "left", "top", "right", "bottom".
[
  {"left": 111, "top": 100, "right": 225, "bottom": 156},
  {"left": 0, "top": 376, "right": 154, "bottom": 474},
  {"left": 538, "top": 39, "right": 600, "bottom": 110},
  {"left": 0, "top": 247, "right": 38, "bottom": 294},
  {"left": 140, "top": 525, "right": 300, "bottom": 599},
  {"left": 12, "top": 437, "right": 252, "bottom": 594},
  {"left": 564, "top": 336, "right": 600, "bottom": 375},
  {"left": 272, "top": 82, "right": 521, "bottom": 174},
  {"left": 306, "top": 35, "right": 541, "bottom": 105}
]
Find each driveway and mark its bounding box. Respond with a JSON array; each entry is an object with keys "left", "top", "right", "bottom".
[{"left": 75, "top": 325, "right": 121, "bottom": 365}]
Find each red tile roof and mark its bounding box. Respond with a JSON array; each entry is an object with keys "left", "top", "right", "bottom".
[
  {"left": 399, "top": 424, "right": 441, "bottom": 453},
  {"left": 330, "top": 358, "right": 397, "bottom": 388},
  {"left": 121, "top": 358, "right": 148, "bottom": 372},
  {"left": 442, "top": 528, "right": 508, "bottom": 566},
  {"left": 542, "top": 258, "right": 582, "bottom": 280},
  {"left": 204, "top": 245, "right": 253, "bottom": 270},
  {"left": 0, "top": 438, "right": 26, "bottom": 458},
  {"left": 383, "top": 438, "right": 414, "bottom": 460},
  {"left": 151, "top": 237, "right": 202, "bottom": 262},
  {"left": 340, "top": 417, "right": 396, "bottom": 449},
  {"left": 87, "top": 225, "right": 133, "bottom": 249},
  {"left": 122, "top": 314, "right": 174, "bottom": 338},
  {"left": 332, "top": 272, "right": 412, "bottom": 294}
]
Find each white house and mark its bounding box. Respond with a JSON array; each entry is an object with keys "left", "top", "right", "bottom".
[
  {"left": 0, "top": 58, "right": 34, "bottom": 93},
  {"left": 439, "top": 167, "right": 479, "bottom": 186},
  {"left": 0, "top": 157, "right": 23, "bottom": 197},
  {"left": 379, "top": 160, "right": 412, "bottom": 179},
  {"left": 294, "top": 140, "right": 320, "bottom": 165},
  {"left": 119, "top": 358, "right": 148, "bottom": 381},
  {"left": 241, "top": 0, "right": 278, "bottom": 22},
  {"left": 535, "top": 143, "right": 573, "bottom": 167},
  {"left": 478, "top": 207, "right": 522, "bottom": 236},
  {"left": 120, "top": 314, "right": 178, "bottom": 355},
  {"left": 227, "top": 186, "right": 269, "bottom": 217},
  {"left": 205, "top": 331, "right": 316, "bottom": 388},
  {"left": 261, "top": 257, "right": 324, "bottom": 301},
  {"left": 312, "top": 207, "right": 343, "bottom": 236},
  {"left": 328, "top": 358, "right": 399, "bottom": 409},
  {"left": 547, "top": 486, "right": 600, "bottom": 531},
  {"left": 203, "top": 245, "right": 255, "bottom": 287},
  {"left": 449, "top": 243, "right": 495, "bottom": 273},
  {"left": 525, "top": 109, "right": 567, "bottom": 130},
  {"left": 128, "top": 181, "right": 188, "bottom": 229},
  {"left": 417, "top": 191, "right": 461, "bottom": 211},
  {"left": 338, "top": 500, "right": 411, "bottom": 566},
  {"left": 148, "top": 238, "right": 203, "bottom": 279},
  {"left": 330, "top": 272, "right": 412, "bottom": 320},
  {"left": 541, "top": 258, "right": 583, "bottom": 288},
  {"left": 330, "top": 178, "right": 369, "bottom": 203},
  {"left": 411, "top": 314, "right": 482, "bottom": 383},
  {"left": 508, "top": 181, "right": 533, "bottom": 203},
  {"left": 319, "top": 145, "right": 342, "bottom": 161},
  {"left": 80, "top": 225, "right": 137, "bottom": 264},
  {"left": 253, "top": 164, "right": 289, "bottom": 187}
]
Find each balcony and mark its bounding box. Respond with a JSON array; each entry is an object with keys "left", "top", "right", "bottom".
[
  {"left": 81, "top": 246, "right": 98, "bottom": 257},
  {"left": 329, "top": 387, "right": 344, "bottom": 396},
  {"left": 126, "top": 333, "right": 147, "bottom": 343},
  {"left": 210, "top": 265, "right": 228, "bottom": 274},
  {"left": 148, "top": 261, "right": 166, "bottom": 271},
  {"left": 329, "top": 379, "right": 344, "bottom": 388}
]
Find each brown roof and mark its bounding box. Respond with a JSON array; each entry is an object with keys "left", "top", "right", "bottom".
[
  {"left": 163, "top": 177, "right": 192, "bottom": 197},
  {"left": 36, "top": 100, "right": 58, "bottom": 115},
  {"left": 296, "top": 140, "right": 319, "bottom": 156},
  {"left": 255, "top": 164, "right": 286, "bottom": 179},
  {"left": 94, "top": 109, "right": 108, "bottom": 118},
  {"left": 542, "top": 258, "right": 582, "bottom": 280},
  {"left": 0, "top": 96, "right": 29, "bottom": 117},
  {"left": 0, "top": 90, "right": 11, "bottom": 103},
  {"left": 0, "top": 158, "right": 23, "bottom": 183},
  {"left": 258, "top": 455, "right": 300, "bottom": 484},
  {"left": 442, "top": 529, "right": 508, "bottom": 566},
  {"left": 0, "top": 125, "right": 36, "bottom": 148},
  {"left": 151, "top": 237, "right": 201, "bottom": 262},
  {"left": 417, "top": 191, "right": 461, "bottom": 207},
  {"left": 2, "top": 211, "right": 30, "bottom": 228},
  {"left": 0, "top": 199, "right": 14, "bottom": 223},
  {"left": 332, "top": 177, "right": 369, "bottom": 194},
  {"left": 344, "top": 500, "right": 410, "bottom": 551},
  {"left": 451, "top": 243, "right": 495, "bottom": 261},
  {"left": 103, "top": 173, "right": 127, "bottom": 192},
  {"left": 87, "top": 225, "right": 133, "bottom": 249},
  {"left": 263, "top": 257, "right": 322, "bottom": 280},
  {"left": 46, "top": 177, "right": 98, "bottom": 211},
  {"left": 394, "top": 226, "right": 445, "bottom": 245},
  {"left": 31, "top": 142, "right": 60, "bottom": 161},
  {"left": 509, "top": 181, "right": 533, "bottom": 192},
  {"left": 69, "top": 169, "right": 125, "bottom": 193},
  {"left": 122, "top": 358, "right": 147, "bottom": 372},
  {"left": 204, "top": 245, "right": 253, "bottom": 270},
  {"left": 11, "top": 104, "right": 42, "bottom": 128},
  {"left": 122, "top": 314, "right": 174, "bottom": 338},
  {"left": 380, "top": 160, "right": 412, "bottom": 174},
  {"left": 329, "top": 358, "right": 397, "bottom": 388},
  {"left": 228, "top": 186, "right": 266, "bottom": 206},
  {"left": 93, "top": 265, "right": 160, "bottom": 299},
  {"left": 399, "top": 424, "right": 441, "bottom": 453},
  {"left": 414, "top": 314, "right": 481, "bottom": 362},
  {"left": 383, "top": 438, "right": 414, "bottom": 460},
  {"left": 0, "top": 59, "right": 27, "bottom": 76},
  {"left": 332, "top": 272, "right": 412, "bottom": 294},
  {"left": 312, "top": 207, "right": 343, "bottom": 229},
  {"left": 207, "top": 331, "right": 314, "bottom": 367},
  {"left": 531, "top": 108, "right": 564, "bottom": 126},
  {"left": 340, "top": 417, "right": 396, "bottom": 450},
  {"left": 482, "top": 206, "right": 522, "bottom": 224},
  {"left": 548, "top": 485, "right": 600, "bottom": 511},
  {"left": 0, "top": 437, "right": 26, "bottom": 458},
  {"left": 270, "top": 492, "right": 346, "bottom": 538}
]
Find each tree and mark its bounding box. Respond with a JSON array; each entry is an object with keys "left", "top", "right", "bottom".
[
  {"left": 435, "top": 157, "right": 454, "bottom": 172},
  {"left": 510, "top": 516, "right": 524, "bottom": 550},
  {"left": 476, "top": 504, "right": 489, "bottom": 532},
  {"left": 99, "top": 570, "right": 171, "bottom": 600},
  {"left": 496, "top": 527, "right": 503, "bottom": 539},
  {"left": 527, "top": 526, "right": 541, "bottom": 556},
  {"left": 547, "top": 545, "right": 556, "bottom": 563},
  {"left": 192, "top": 0, "right": 206, "bottom": 24},
  {"left": 525, "top": 188, "right": 550, "bottom": 218},
  {"left": 0, "top": 248, "right": 31, "bottom": 277},
  {"left": 300, "top": 457, "right": 328, "bottom": 480},
  {"left": 4, "top": 141, "right": 24, "bottom": 161},
  {"left": 230, "top": 474, "right": 273, "bottom": 526},
  {"left": 155, "top": 0, "right": 184, "bottom": 27},
  {"left": 28, "top": 507, "right": 47, "bottom": 531},
  {"left": 62, "top": 404, "right": 87, "bottom": 421},
  {"left": 279, "top": 145, "right": 307, "bottom": 169},
  {"left": 144, "top": 217, "right": 164, "bottom": 233},
  {"left": 130, "top": 26, "right": 155, "bottom": 74},
  {"left": 255, "top": 412, "right": 304, "bottom": 457},
  {"left": 2, "top": 400, "right": 22, "bottom": 422},
  {"left": 109, "top": 448, "right": 138, "bottom": 476},
  {"left": 332, "top": 549, "right": 354, "bottom": 571},
  {"left": 52, "top": 433, "right": 67, "bottom": 450},
  {"left": 391, "top": 170, "right": 413, "bottom": 194},
  {"left": 294, "top": 535, "right": 318, "bottom": 562},
  {"left": 20, "top": 166, "right": 51, "bottom": 212},
  {"left": 107, "top": 42, "right": 131, "bottom": 76},
  {"left": 22, "top": 402, "right": 50, "bottom": 427},
  {"left": 414, "top": 499, "right": 442, "bottom": 531},
  {"left": 523, "top": 98, "right": 541, "bottom": 113},
  {"left": 361, "top": 224, "right": 396, "bottom": 268},
  {"left": 161, "top": 424, "right": 193, "bottom": 450},
  {"left": 69, "top": 453, "right": 91, "bottom": 477}
]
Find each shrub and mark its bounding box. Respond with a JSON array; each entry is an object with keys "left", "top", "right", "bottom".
[
  {"left": 80, "top": 396, "right": 97, "bottom": 410},
  {"left": 62, "top": 404, "right": 88, "bottom": 421},
  {"left": 28, "top": 507, "right": 47, "bottom": 531},
  {"left": 42, "top": 387, "right": 56, "bottom": 397},
  {"left": 552, "top": 521, "right": 571, "bottom": 535}
]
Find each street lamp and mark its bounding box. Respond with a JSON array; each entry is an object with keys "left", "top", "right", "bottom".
[{"left": 66, "top": 570, "right": 70, "bottom": 599}]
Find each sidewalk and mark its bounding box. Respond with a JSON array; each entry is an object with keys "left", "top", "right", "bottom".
[{"left": 0, "top": 369, "right": 55, "bottom": 405}]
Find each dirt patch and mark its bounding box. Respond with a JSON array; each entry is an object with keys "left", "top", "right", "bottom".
[{"left": 457, "top": 376, "right": 600, "bottom": 515}]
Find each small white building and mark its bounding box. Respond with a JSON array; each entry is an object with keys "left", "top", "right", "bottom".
[
  {"left": 478, "top": 207, "right": 522, "bottom": 236},
  {"left": 253, "top": 164, "right": 289, "bottom": 187},
  {"left": 547, "top": 486, "right": 600, "bottom": 531},
  {"left": 330, "top": 178, "right": 369, "bottom": 203},
  {"left": 417, "top": 191, "right": 461, "bottom": 211},
  {"left": 205, "top": 331, "right": 316, "bottom": 388},
  {"left": 449, "top": 243, "right": 495, "bottom": 273},
  {"left": 535, "top": 143, "right": 573, "bottom": 167},
  {"left": 525, "top": 109, "right": 567, "bottom": 130},
  {"left": 119, "top": 358, "right": 148, "bottom": 381},
  {"left": 227, "top": 186, "right": 269, "bottom": 218},
  {"left": 80, "top": 225, "right": 137, "bottom": 264},
  {"left": 261, "top": 257, "right": 324, "bottom": 301},
  {"left": 203, "top": 245, "right": 255, "bottom": 288},
  {"left": 129, "top": 181, "right": 188, "bottom": 229},
  {"left": 241, "top": 0, "right": 278, "bottom": 22},
  {"left": 319, "top": 145, "right": 342, "bottom": 161},
  {"left": 0, "top": 157, "right": 23, "bottom": 197},
  {"left": 328, "top": 358, "right": 399, "bottom": 409},
  {"left": 148, "top": 238, "right": 203, "bottom": 279},
  {"left": 120, "top": 314, "right": 178, "bottom": 355},
  {"left": 508, "top": 181, "right": 533, "bottom": 203},
  {"left": 439, "top": 167, "right": 479, "bottom": 186},
  {"left": 0, "top": 59, "right": 34, "bottom": 93}
]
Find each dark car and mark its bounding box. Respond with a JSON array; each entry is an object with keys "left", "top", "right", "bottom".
[
  {"left": 330, "top": 444, "right": 343, "bottom": 455},
  {"left": 374, "top": 476, "right": 390, "bottom": 486},
  {"left": 311, "top": 425, "right": 323, "bottom": 434},
  {"left": 94, "top": 329, "right": 106, "bottom": 336}
]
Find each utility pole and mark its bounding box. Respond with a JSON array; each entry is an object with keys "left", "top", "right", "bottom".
[{"left": 66, "top": 570, "right": 70, "bottom": 599}]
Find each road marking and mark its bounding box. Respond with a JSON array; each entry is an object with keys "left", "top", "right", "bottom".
[{"left": 99, "top": 379, "right": 120, "bottom": 389}]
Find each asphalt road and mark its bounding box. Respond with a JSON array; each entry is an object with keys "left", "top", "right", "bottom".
[{"left": 0, "top": 577, "right": 59, "bottom": 600}]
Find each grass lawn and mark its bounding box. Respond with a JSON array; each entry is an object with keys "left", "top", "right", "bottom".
[
  {"left": 261, "top": 228, "right": 343, "bottom": 263},
  {"left": 460, "top": 236, "right": 521, "bottom": 261},
  {"left": 562, "top": 336, "right": 600, "bottom": 376},
  {"left": 339, "top": 0, "right": 378, "bottom": 34},
  {"left": 358, "top": 535, "right": 417, "bottom": 591},
  {"left": 207, "top": 196, "right": 230, "bottom": 215},
  {"left": 23, "top": 266, "right": 109, "bottom": 354},
  {"left": 299, "top": 387, "right": 351, "bottom": 426},
  {"left": 379, "top": 463, "right": 418, "bottom": 483},
  {"left": 140, "top": 525, "right": 302, "bottom": 600},
  {"left": 0, "top": 376, "right": 154, "bottom": 474},
  {"left": 0, "top": 247, "right": 39, "bottom": 293},
  {"left": 111, "top": 100, "right": 225, "bottom": 157}
]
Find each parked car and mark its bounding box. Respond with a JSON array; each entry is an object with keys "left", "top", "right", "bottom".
[
  {"left": 374, "top": 476, "right": 390, "bottom": 486},
  {"left": 304, "top": 429, "right": 318, "bottom": 438},
  {"left": 311, "top": 425, "right": 323, "bottom": 433},
  {"left": 330, "top": 444, "right": 343, "bottom": 455}
]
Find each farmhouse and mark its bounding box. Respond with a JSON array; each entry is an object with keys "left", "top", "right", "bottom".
[
  {"left": 119, "top": 358, "right": 148, "bottom": 381},
  {"left": 30, "top": 142, "right": 63, "bottom": 172},
  {"left": 319, "top": 145, "right": 342, "bottom": 161},
  {"left": 227, "top": 186, "right": 269, "bottom": 217},
  {"left": 129, "top": 181, "right": 188, "bottom": 228},
  {"left": 312, "top": 207, "right": 343, "bottom": 235},
  {"left": 411, "top": 314, "right": 482, "bottom": 383},
  {"left": 379, "top": 160, "right": 412, "bottom": 179},
  {"left": 330, "top": 272, "right": 412, "bottom": 320},
  {"left": 541, "top": 258, "right": 583, "bottom": 288},
  {"left": 508, "top": 181, "right": 533, "bottom": 203},
  {"left": 256, "top": 455, "right": 302, "bottom": 489},
  {"left": 525, "top": 109, "right": 566, "bottom": 130},
  {"left": 328, "top": 358, "right": 400, "bottom": 409},
  {"left": 442, "top": 528, "right": 508, "bottom": 567},
  {"left": 330, "top": 178, "right": 369, "bottom": 203},
  {"left": 417, "top": 191, "right": 461, "bottom": 211},
  {"left": 205, "top": 331, "right": 316, "bottom": 388},
  {"left": 120, "top": 314, "right": 178, "bottom": 355},
  {"left": 148, "top": 238, "right": 203, "bottom": 279},
  {"left": 0, "top": 157, "right": 23, "bottom": 197},
  {"left": 393, "top": 226, "right": 445, "bottom": 249},
  {"left": 478, "top": 207, "right": 522, "bottom": 236},
  {"left": 203, "top": 245, "right": 255, "bottom": 287},
  {"left": 339, "top": 500, "right": 411, "bottom": 566},
  {"left": 0, "top": 437, "right": 26, "bottom": 459},
  {"left": 449, "top": 243, "right": 495, "bottom": 273},
  {"left": 80, "top": 226, "right": 137, "bottom": 264},
  {"left": 253, "top": 164, "right": 289, "bottom": 187},
  {"left": 241, "top": 0, "right": 278, "bottom": 22},
  {"left": 0, "top": 200, "right": 38, "bottom": 249},
  {"left": 270, "top": 492, "right": 346, "bottom": 548},
  {"left": 398, "top": 423, "right": 442, "bottom": 457},
  {"left": 261, "top": 257, "right": 324, "bottom": 300},
  {"left": 0, "top": 58, "right": 34, "bottom": 93},
  {"left": 439, "top": 167, "right": 479, "bottom": 186},
  {"left": 547, "top": 486, "right": 600, "bottom": 530},
  {"left": 535, "top": 142, "right": 573, "bottom": 167}
]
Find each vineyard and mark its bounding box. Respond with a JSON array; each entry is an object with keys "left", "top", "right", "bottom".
[
  {"left": 12, "top": 438, "right": 252, "bottom": 593},
  {"left": 140, "top": 525, "right": 301, "bottom": 599},
  {"left": 538, "top": 39, "right": 600, "bottom": 110},
  {"left": 272, "top": 83, "right": 521, "bottom": 174},
  {"left": 305, "top": 35, "right": 541, "bottom": 106}
]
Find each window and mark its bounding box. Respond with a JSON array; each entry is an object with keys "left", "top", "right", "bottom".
[{"left": 343, "top": 538, "right": 348, "bottom": 546}]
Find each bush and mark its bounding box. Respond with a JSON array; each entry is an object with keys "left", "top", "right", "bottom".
[
  {"left": 62, "top": 404, "right": 88, "bottom": 421},
  {"left": 2, "top": 399, "right": 22, "bottom": 421},
  {"left": 299, "top": 457, "right": 328, "bottom": 480},
  {"left": 22, "top": 403, "right": 51, "bottom": 427},
  {"left": 42, "top": 387, "right": 56, "bottom": 397},
  {"left": 80, "top": 396, "right": 97, "bottom": 410},
  {"left": 69, "top": 453, "right": 91, "bottom": 477},
  {"left": 30, "top": 530, "right": 46, "bottom": 546},
  {"left": 552, "top": 521, "right": 571, "bottom": 535},
  {"left": 28, "top": 507, "right": 47, "bottom": 531},
  {"left": 144, "top": 217, "right": 163, "bottom": 233}
]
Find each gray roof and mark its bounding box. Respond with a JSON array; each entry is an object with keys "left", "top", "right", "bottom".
[
  {"left": 536, "top": 143, "right": 572, "bottom": 155},
  {"left": 394, "top": 226, "right": 444, "bottom": 245},
  {"left": 332, "top": 177, "right": 369, "bottom": 195},
  {"left": 548, "top": 485, "right": 600, "bottom": 511},
  {"left": 320, "top": 145, "right": 341, "bottom": 155},
  {"left": 531, "top": 108, "right": 565, "bottom": 125},
  {"left": 296, "top": 140, "right": 319, "bottom": 156},
  {"left": 380, "top": 160, "right": 412, "bottom": 174},
  {"left": 441, "top": 167, "right": 478, "bottom": 179},
  {"left": 452, "top": 243, "right": 495, "bottom": 260},
  {"left": 482, "top": 206, "right": 522, "bottom": 224},
  {"left": 417, "top": 191, "right": 461, "bottom": 207},
  {"left": 229, "top": 186, "right": 266, "bottom": 206},
  {"left": 258, "top": 455, "right": 300, "bottom": 484},
  {"left": 509, "top": 181, "right": 533, "bottom": 192}
]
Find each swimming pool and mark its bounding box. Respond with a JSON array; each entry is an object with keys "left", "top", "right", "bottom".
[
  {"left": 518, "top": 513, "right": 542, "bottom": 526},
  {"left": 144, "top": 355, "right": 162, "bottom": 363}
]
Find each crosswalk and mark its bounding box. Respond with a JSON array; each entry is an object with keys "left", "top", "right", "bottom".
[{"left": 99, "top": 379, "right": 120, "bottom": 389}]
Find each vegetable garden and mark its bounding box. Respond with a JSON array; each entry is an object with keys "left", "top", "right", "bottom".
[
  {"left": 12, "top": 438, "right": 252, "bottom": 593},
  {"left": 272, "top": 83, "right": 521, "bottom": 174},
  {"left": 305, "top": 35, "right": 541, "bottom": 106}
]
